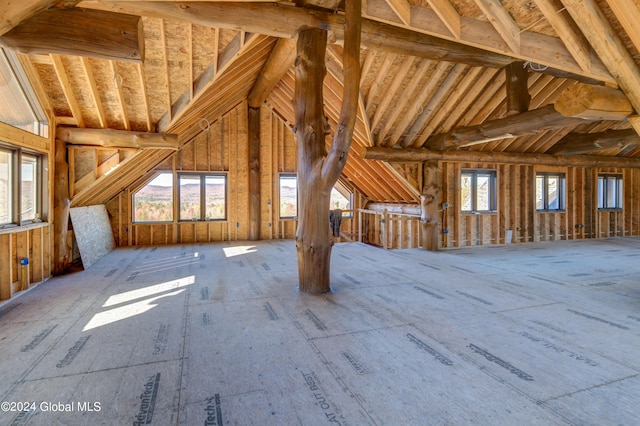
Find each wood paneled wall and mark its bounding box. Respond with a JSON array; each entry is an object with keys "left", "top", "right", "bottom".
[
  {"left": 105, "top": 103, "right": 365, "bottom": 246},
  {"left": 436, "top": 162, "right": 640, "bottom": 248}
]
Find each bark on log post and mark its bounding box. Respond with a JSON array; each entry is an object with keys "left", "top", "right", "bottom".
[
  {"left": 295, "top": 0, "right": 361, "bottom": 294},
  {"left": 420, "top": 161, "right": 440, "bottom": 251},
  {"left": 506, "top": 61, "right": 530, "bottom": 116},
  {"left": 53, "top": 139, "right": 71, "bottom": 275},
  {"left": 248, "top": 106, "right": 261, "bottom": 241}
]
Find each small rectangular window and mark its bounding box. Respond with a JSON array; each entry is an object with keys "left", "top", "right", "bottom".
[
  {"left": 21, "top": 154, "right": 38, "bottom": 222},
  {"left": 461, "top": 170, "right": 497, "bottom": 213},
  {"left": 598, "top": 174, "right": 623, "bottom": 210},
  {"left": 0, "top": 149, "right": 11, "bottom": 224},
  {"left": 279, "top": 174, "right": 298, "bottom": 219},
  {"left": 133, "top": 173, "right": 174, "bottom": 222},
  {"left": 536, "top": 172, "right": 565, "bottom": 211}
]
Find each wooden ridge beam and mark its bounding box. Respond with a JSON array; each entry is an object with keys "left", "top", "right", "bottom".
[
  {"left": 0, "top": 7, "right": 143, "bottom": 62},
  {"left": 554, "top": 83, "right": 634, "bottom": 120},
  {"left": 1, "top": 1, "right": 81, "bottom": 37},
  {"left": 248, "top": 37, "right": 296, "bottom": 108},
  {"left": 547, "top": 128, "right": 640, "bottom": 155},
  {"left": 360, "top": 146, "right": 640, "bottom": 168},
  {"left": 56, "top": 127, "right": 179, "bottom": 150}
]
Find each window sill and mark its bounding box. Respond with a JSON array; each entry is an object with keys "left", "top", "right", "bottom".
[
  {"left": 0, "top": 221, "right": 50, "bottom": 235},
  {"left": 461, "top": 211, "right": 497, "bottom": 215}
]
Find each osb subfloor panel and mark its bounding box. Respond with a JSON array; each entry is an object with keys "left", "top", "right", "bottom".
[{"left": 1, "top": 238, "right": 640, "bottom": 425}]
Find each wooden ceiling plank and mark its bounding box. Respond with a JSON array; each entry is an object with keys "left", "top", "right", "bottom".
[
  {"left": 560, "top": 0, "right": 640, "bottom": 123},
  {"left": 402, "top": 63, "right": 467, "bottom": 148},
  {"left": 50, "top": 55, "right": 86, "bottom": 128},
  {"left": 389, "top": 61, "right": 451, "bottom": 146},
  {"left": 530, "top": 0, "right": 591, "bottom": 72},
  {"left": 473, "top": 0, "right": 520, "bottom": 53},
  {"left": 414, "top": 66, "right": 483, "bottom": 148},
  {"left": 605, "top": 0, "right": 640, "bottom": 57},
  {"left": 157, "top": 33, "right": 268, "bottom": 133},
  {"left": 81, "top": 58, "right": 108, "bottom": 128},
  {"left": 109, "top": 60, "right": 131, "bottom": 130},
  {"left": 136, "top": 62, "right": 152, "bottom": 132},
  {"left": 377, "top": 59, "right": 432, "bottom": 144},
  {"left": 360, "top": 49, "right": 377, "bottom": 86},
  {"left": 426, "top": 0, "right": 461, "bottom": 39},
  {"left": 365, "top": 53, "right": 397, "bottom": 113},
  {"left": 370, "top": 56, "right": 414, "bottom": 131},
  {"left": 384, "top": 0, "right": 411, "bottom": 25}
]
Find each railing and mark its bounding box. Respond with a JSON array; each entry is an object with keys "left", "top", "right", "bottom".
[{"left": 357, "top": 208, "right": 422, "bottom": 249}]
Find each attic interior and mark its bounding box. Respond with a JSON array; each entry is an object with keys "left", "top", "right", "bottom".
[{"left": 1, "top": 0, "right": 640, "bottom": 424}]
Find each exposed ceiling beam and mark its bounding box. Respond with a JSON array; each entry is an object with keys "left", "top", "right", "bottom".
[
  {"left": 424, "top": 105, "right": 597, "bottom": 151},
  {"left": 426, "top": 0, "right": 461, "bottom": 39},
  {"left": 554, "top": 82, "right": 633, "bottom": 120},
  {"left": 109, "top": 61, "right": 131, "bottom": 130},
  {"left": 0, "top": 8, "right": 143, "bottom": 62},
  {"left": 51, "top": 55, "right": 86, "bottom": 128},
  {"left": 80, "top": 57, "right": 107, "bottom": 128},
  {"left": 248, "top": 37, "right": 296, "bottom": 108},
  {"left": 81, "top": 1, "right": 515, "bottom": 68},
  {"left": 560, "top": 0, "right": 640, "bottom": 133},
  {"left": 530, "top": 0, "right": 592, "bottom": 73},
  {"left": 473, "top": 0, "right": 520, "bottom": 53},
  {"left": 547, "top": 128, "right": 639, "bottom": 155},
  {"left": 385, "top": 0, "right": 411, "bottom": 25},
  {"left": 57, "top": 127, "right": 179, "bottom": 149},
  {"left": 361, "top": 146, "right": 640, "bottom": 168},
  {"left": 0, "top": 1, "right": 81, "bottom": 36}
]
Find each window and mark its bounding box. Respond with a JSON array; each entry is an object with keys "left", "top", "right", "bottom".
[
  {"left": 279, "top": 174, "right": 298, "bottom": 219},
  {"left": 0, "top": 48, "right": 48, "bottom": 137},
  {"left": 598, "top": 174, "right": 623, "bottom": 210},
  {"left": 536, "top": 173, "right": 565, "bottom": 211},
  {"left": 461, "top": 170, "right": 497, "bottom": 213},
  {"left": 133, "top": 173, "right": 173, "bottom": 222},
  {"left": 179, "top": 173, "right": 226, "bottom": 221},
  {"left": 330, "top": 186, "right": 353, "bottom": 218},
  {"left": 0, "top": 146, "right": 45, "bottom": 227}
]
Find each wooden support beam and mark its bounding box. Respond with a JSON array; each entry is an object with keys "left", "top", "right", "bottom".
[
  {"left": 420, "top": 161, "right": 439, "bottom": 251},
  {"left": 547, "top": 128, "right": 640, "bottom": 155},
  {"left": 1, "top": 1, "right": 81, "bottom": 36},
  {"left": 81, "top": 57, "right": 107, "bottom": 128},
  {"left": 505, "top": 61, "right": 530, "bottom": 116},
  {"left": 85, "top": 1, "right": 514, "bottom": 69},
  {"left": 426, "top": 0, "right": 461, "bottom": 39},
  {"left": 53, "top": 139, "right": 70, "bottom": 275},
  {"left": 473, "top": 0, "right": 521, "bottom": 53},
  {"left": 385, "top": 0, "right": 411, "bottom": 25},
  {"left": 360, "top": 146, "right": 640, "bottom": 168},
  {"left": 51, "top": 55, "right": 85, "bottom": 129},
  {"left": 248, "top": 37, "right": 297, "bottom": 108},
  {"left": 0, "top": 8, "right": 143, "bottom": 62},
  {"left": 424, "top": 105, "right": 588, "bottom": 150},
  {"left": 560, "top": 0, "right": 640, "bottom": 122},
  {"left": 56, "top": 127, "right": 179, "bottom": 149},
  {"left": 554, "top": 83, "right": 634, "bottom": 120},
  {"left": 248, "top": 106, "right": 261, "bottom": 241}
]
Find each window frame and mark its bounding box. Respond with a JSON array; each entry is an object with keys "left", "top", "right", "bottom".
[
  {"left": 0, "top": 145, "right": 46, "bottom": 228},
  {"left": 598, "top": 174, "right": 623, "bottom": 210},
  {"left": 279, "top": 173, "right": 298, "bottom": 220},
  {"left": 460, "top": 169, "right": 497, "bottom": 214},
  {"left": 535, "top": 172, "right": 566, "bottom": 212},
  {"left": 132, "top": 172, "right": 174, "bottom": 223},
  {"left": 178, "top": 172, "right": 227, "bottom": 222}
]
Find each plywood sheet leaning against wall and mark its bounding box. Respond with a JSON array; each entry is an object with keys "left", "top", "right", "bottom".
[{"left": 69, "top": 205, "right": 115, "bottom": 269}]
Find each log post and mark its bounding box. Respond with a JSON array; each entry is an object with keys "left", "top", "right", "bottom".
[
  {"left": 420, "top": 161, "right": 440, "bottom": 251},
  {"left": 248, "top": 106, "right": 261, "bottom": 240},
  {"left": 53, "top": 139, "right": 71, "bottom": 275},
  {"left": 505, "top": 61, "right": 530, "bottom": 116},
  {"left": 295, "top": 0, "right": 361, "bottom": 293}
]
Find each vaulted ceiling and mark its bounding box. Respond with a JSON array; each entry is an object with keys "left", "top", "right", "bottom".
[{"left": 3, "top": 0, "right": 640, "bottom": 204}]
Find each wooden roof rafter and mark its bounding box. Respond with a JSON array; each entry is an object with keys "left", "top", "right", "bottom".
[{"left": 51, "top": 55, "right": 86, "bottom": 128}]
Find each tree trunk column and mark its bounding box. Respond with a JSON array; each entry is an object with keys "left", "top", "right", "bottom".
[
  {"left": 421, "top": 161, "right": 440, "bottom": 251},
  {"left": 294, "top": 28, "right": 332, "bottom": 293},
  {"left": 53, "top": 138, "right": 71, "bottom": 275},
  {"left": 248, "top": 105, "right": 261, "bottom": 241}
]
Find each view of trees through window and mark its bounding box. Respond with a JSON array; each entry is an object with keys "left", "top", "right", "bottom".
[
  {"left": 461, "top": 170, "right": 496, "bottom": 212},
  {"left": 536, "top": 173, "right": 565, "bottom": 211},
  {"left": 133, "top": 173, "right": 173, "bottom": 222},
  {"left": 21, "top": 154, "right": 37, "bottom": 221},
  {"left": 179, "top": 174, "right": 226, "bottom": 220},
  {"left": 279, "top": 175, "right": 297, "bottom": 218}
]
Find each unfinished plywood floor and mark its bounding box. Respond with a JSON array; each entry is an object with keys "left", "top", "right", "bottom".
[{"left": 1, "top": 238, "right": 639, "bottom": 425}]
